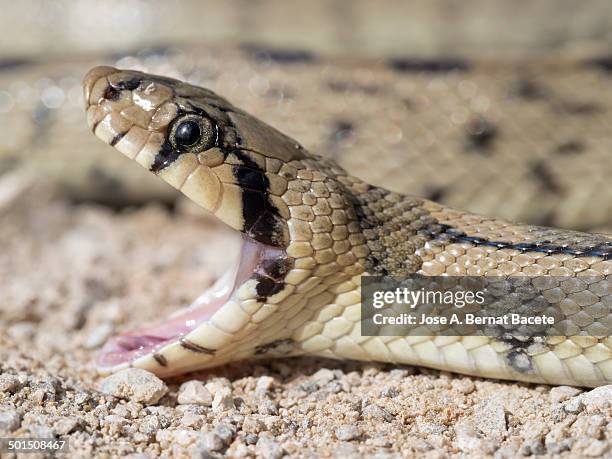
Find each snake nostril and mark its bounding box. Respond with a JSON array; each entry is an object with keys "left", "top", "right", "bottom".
[
  {"left": 82, "top": 66, "right": 118, "bottom": 103},
  {"left": 103, "top": 85, "right": 121, "bottom": 101}
]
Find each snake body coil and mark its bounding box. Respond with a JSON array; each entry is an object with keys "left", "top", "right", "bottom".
[{"left": 84, "top": 66, "right": 611, "bottom": 387}]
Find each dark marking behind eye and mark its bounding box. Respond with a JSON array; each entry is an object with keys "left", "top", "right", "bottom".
[
  {"left": 388, "top": 58, "right": 469, "bottom": 73},
  {"left": 150, "top": 141, "right": 181, "bottom": 173},
  {"left": 233, "top": 164, "right": 269, "bottom": 192},
  {"left": 232, "top": 150, "right": 287, "bottom": 248}
]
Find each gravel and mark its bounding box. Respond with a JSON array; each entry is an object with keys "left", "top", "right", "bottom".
[
  {"left": 550, "top": 385, "right": 583, "bottom": 403},
  {"left": 0, "top": 409, "right": 21, "bottom": 432},
  {"left": 98, "top": 368, "right": 168, "bottom": 404},
  {"left": 335, "top": 424, "right": 361, "bottom": 441},
  {"left": 0, "top": 191, "right": 610, "bottom": 457},
  {"left": 177, "top": 381, "right": 213, "bottom": 406}
]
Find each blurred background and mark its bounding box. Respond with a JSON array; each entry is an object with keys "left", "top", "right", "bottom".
[{"left": 1, "top": 0, "right": 611, "bottom": 230}]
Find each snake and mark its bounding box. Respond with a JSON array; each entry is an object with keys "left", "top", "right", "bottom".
[{"left": 83, "top": 66, "right": 611, "bottom": 387}]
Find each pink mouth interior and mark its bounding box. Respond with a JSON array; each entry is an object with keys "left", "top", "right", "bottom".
[{"left": 97, "top": 235, "right": 285, "bottom": 369}]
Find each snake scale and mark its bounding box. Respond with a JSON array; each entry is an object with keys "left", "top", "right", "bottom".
[{"left": 84, "top": 65, "right": 611, "bottom": 387}]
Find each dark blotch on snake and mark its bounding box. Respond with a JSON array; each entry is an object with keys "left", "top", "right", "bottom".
[
  {"left": 430, "top": 224, "right": 610, "bottom": 259},
  {"left": 465, "top": 117, "right": 497, "bottom": 151},
  {"left": 260, "top": 257, "right": 293, "bottom": 281},
  {"left": 254, "top": 275, "right": 284, "bottom": 301},
  {"left": 554, "top": 140, "right": 584, "bottom": 155},
  {"left": 179, "top": 338, "right": 216, "bottom": 355},
  {"left": 507, "top": 350, "right": 533, "bottom": 373},
  {"left": 153, "top": 353, "right": 168, "bottom": 367},
  {"left": 150, "top": 141, "right": 181, "bottom": 173},
  {"left": 244, "top": 45, "right": 315, "bottom": 64},
  {"left": 388, "top": 57, "right": 469, "bottom": 73},
  {"left": 232, "top": 150, "right": 287, "bottom": 247},
  {"left": 425, "top": 186, "right": 448, "bottom": 202},
  {"left": 110, "top": 132, "right": 125, "bottom": 146},
  {"left": 233, "top": 164, "right": 269, "bottom": 193},
  {"left": 113, "top": 77, "right": 142, "bottom": 91},
  {"left": 0, "top": 57, "right": 33, "bottom": 71},
  {"left": 530, "top": 159, "right": 562, "bottom": 193}
]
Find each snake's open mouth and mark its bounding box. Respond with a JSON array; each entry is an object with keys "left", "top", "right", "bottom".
[{"left": 97, "top": 235, "right": 285, "bottom": 370}]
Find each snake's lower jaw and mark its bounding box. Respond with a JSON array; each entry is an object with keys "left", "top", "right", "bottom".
[{"left": 97, "top": 235, "right": 286, "bottom": 374}]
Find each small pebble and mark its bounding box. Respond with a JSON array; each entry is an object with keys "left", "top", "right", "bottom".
[
  {"left": 312, "top": 368, "right": 335, "bottom": 386},
  {"left": 335, "top": 424, "right": 361, "bottom": 441},
  {"left": 563, "top": 398, "right": 584, "bottom": 414},
  {"left": 255, "top": 376, "right": 275, "bottom": 396},
  {"left": 246, "top": 433, "right": 258, "bottom": 445},
  {"left": 474, "top": 398, "right": 507, "bottom": 439},
  {"left": 521, "top": 439, "right": 546, "bottom": 456},
  {"left": 84, "top": 322, "right": 114, "bottom": 349},
  {"left": 98, "top": 368, "right": 168, "bottom": 404},
  {"left": 242, "top": 417, "right": 266, "bottom": 434},
  {"left": 256, "top": 433, "right": 285, "bottom": 459},
  {"left": 0, "top": 409, "right": 21, "bottom": 432},
  {"left": 380, "top": 386, "right": 398, "bottom": 398},
  {"left": 363, "top": 404, "right": 394, "bottom": 422},
  {"left": 300, "top": 381, "right": 319, "bottom": 394},
  {"left": 212, "top": 387, "right": 235, "bottom": 412},
  {"left": 214, "top": 422, "right": 236, "bottom": 445},
  {"left": 580, "top": 385, "right": 612, "bottom": 411},
  {"left": 205, "top": 378, "right": 232, "bottom": 396},
  {"left": 549, "top": 386, "right": 582, "bottom": 404},
  {"left": 177, "top": 380, "right": 213, "bottom": 405},
  {"left": 258, "top": 399, "right": 279, "bottom": 415},
  {"left": 201, "top": 431, "right": 224, "bottom": 452},
  {"left": 54, "top": 416, "right": 81, "bottom": 435},
  {"left": 180, "top": 412, "right": 202, "bottom": 428},
  {"left": 583, "top": 439, "right": 609, "bottom": 457},
  {"left": 0, "top": 374, "right": 20, "bottom": 393}
]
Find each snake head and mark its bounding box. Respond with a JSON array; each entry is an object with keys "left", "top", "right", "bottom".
[
  {"left": 84, "top": 66, "right": 369, "bottom": 376},
  {"left": 84, "top": 66, "right": 312, "bottom": 248}
]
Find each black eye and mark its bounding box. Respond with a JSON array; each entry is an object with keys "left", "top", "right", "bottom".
[
  {"left": 175, "top": 120, "right": 201, "bottom": 146},
  {"left": 170, "top": 114, "right": 216, "bottom": 152}
]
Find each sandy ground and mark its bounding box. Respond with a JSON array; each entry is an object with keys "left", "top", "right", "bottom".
[{"left": 0, "top": 185, "right": 610, "bottom": 458}]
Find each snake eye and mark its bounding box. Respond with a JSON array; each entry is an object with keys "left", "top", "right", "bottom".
[
  {"left": 170, "top": 114, "right": 216, "bottom": 152},
  {"left": 175, "top": 120, "right": 201, "bottom": 146}
]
